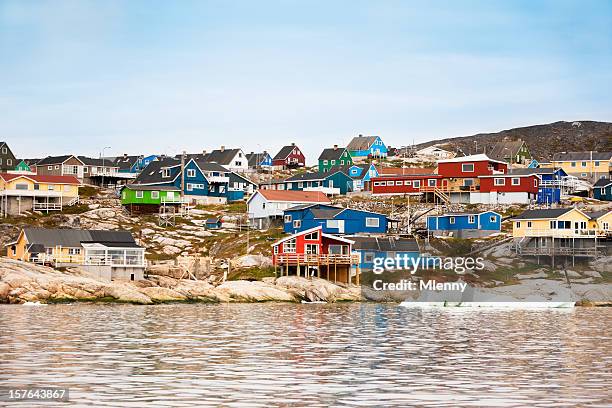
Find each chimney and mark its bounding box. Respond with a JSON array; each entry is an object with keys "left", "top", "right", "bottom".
[
  {"left": 291, "top": 142, "right": 295, "bottom": 146},
  {"left": 123, "top": 153, "right": 128, "bottom": 158},
  {"left": 333, "top": 144, "right": 338, "bottom": 150},
  {"left": 202, "top": 150, "right": 207, "bottom": 156},
  {"left": 250, "top": 151, "right": 254, "bottom": 155},
  {"left": 359, "top": 134, "right": 363, "bottom": 137},
  {"left": 220, "top": 146, "right": 225, "bottom": 152}
]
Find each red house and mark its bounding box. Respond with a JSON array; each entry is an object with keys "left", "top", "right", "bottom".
[
  {"left": 372, "top": 174, "right": 444, "bottom": 195},
  {"left": 272, "top": 143, "right": 306, "bottom": 169},
  {"left": 272, "top": 226, "right": 359, "bottom": 283},
  {"left": 436, "top": 154, "right": 508, "bottom": 178}
]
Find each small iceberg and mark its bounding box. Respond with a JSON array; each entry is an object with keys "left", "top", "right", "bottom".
[{"left": 22, "top": 301, "right": 47, "bottom": 307}]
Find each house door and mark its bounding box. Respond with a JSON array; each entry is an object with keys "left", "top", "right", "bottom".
[{"left": 441, "top": 179, "right": 448, "bottom": 190}]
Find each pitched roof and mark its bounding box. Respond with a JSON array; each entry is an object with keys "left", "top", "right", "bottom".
[
  {"left": 123, "top": 184, "right": 179, "bottom": 191},
  {"left": 347, "top": 135, "right": 379, "bottom": 151},
  {"left": 22, "top": 228, "right": 138, "bottom": 248},
  {"left": 273, "top": 145, "right": 299, "bottom": 161},
  {"left": 328, "top": 164, "right": 372, "bottom": 180},
  {"left": 36, "top": 155, "right": 80, "bottom": 166},
  {"left": 310, "top": 208, "right": 345, "bottom": 219},
  {"left": 377, "top": 167, "right": 435, "bottom": 175},
  {"left": 254, "top": 189, "right": 330, "bottom": 203},
  {"left": 508, "top": 168, "right": 555, "bottom": 175},
  {"left": 594, "top": 178, "right": 612, "bottom": 188},
  {"left": 133, "top": 157, "right": 181, "bottom": 184},
  {"left": 0, "top": 173, "right": 81, "bottom": 184},
  {"left": 285, "top": 172, "right": 328, "bottom": 182},
  {"left": 205, "top": 148, "right": 242, "bottom": 165},
  {"left": 246, "top": 152, "right": 269, "bottom": 167},
  {"left": 78, "top": 156, "right": 117, "bottom": 167},
  {"left": 511, "top": 208, "right": 574, "bottom": 220},
  {"left": 585, "top": 210, "right": 611, "bottom": 219},
  {"left": 194, "top": 160, "right": 230, "bottom": 173},
  {"left": 113, "top": 155, "right": 141, "bottom": 171},
  {"left": 318, "top": 147, "right": 347, "bottom": 161},
  {"left": 350, "top": 236, "right": 419, "bottom": 252},
  {"left": 437, "top": 153, "right": 507, "bottom": 165},
  {"left": 488, "top": 140, "right": 526, "bottom": 160},
  {"left": 552, "top": 152, "right": 612, "bottom": 161}
]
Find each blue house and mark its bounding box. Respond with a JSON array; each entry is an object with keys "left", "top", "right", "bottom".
[
  {"left": 283, "top": 204, "right": 391, "bottom": 234},
  {"left": 246, "top": 152, "right": 272, "bottom": 169},
  {"left": 347, "top": 135, "right": 388, "bottom": 158},
  {"left": 350, "top": 236, "right": 420, "bottom": 273},
  {"left": 527, "top": 159, "right": 540, "bottom": 168},
  {"left": 114, "top": 154, "right": 158, "bottom": 174},
  {"left": 594, "top": 178, "right": 612, "bottom": 201},
  {"left": 510, "top": 168, "right": 567, "bottom": 204},
  {"left": 205, "top": 217, "right": 222, "bottom": 229},
  {"left": 427, "top": 211, "right": 502, "bottom": 238},
  {"left": 283, "top": 170, "right": 354, "bottom": 195},
  {"left": 132, "top": 157, "right": 235, "bottom": 204},
  {"left": 329, "top": 163, "right": 379, "bottom": 191}
]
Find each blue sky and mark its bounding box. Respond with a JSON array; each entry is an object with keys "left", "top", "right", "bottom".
[{"left": 0, "top": 0, "right": 610, "bottom": 162}]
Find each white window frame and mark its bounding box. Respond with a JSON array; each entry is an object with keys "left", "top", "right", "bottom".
[
  {"left": 511, "top": 178, "right": 520, "bottom": 185},
  {"left": 284, "top": 215, "right": 292, "bottom": 222},
  {"left": 135, "top": 191, "right": 144, "bottom": 198},
  {"left": 494, "top": 178, "right": 505, "bottom": 186},
  {"left": 365, "top": 217, "right": 379, "bottom": 227},
  {"left": 151, "top": 191, "right": 159, "bottom": 199},
  {"left": 284, "top": 238, "right": 296, "bottom": 253},
  {"left": 187, "top": 169, "right": 196, "bottom": 177},
  {"left": 468, "top": 215, "right": 475, "bottom": 223},
  {"left": 413, "top": 180, "right": 420, "bottom": 188},
  {"left": 462, "top": 163, "right": 474, "bottom": 172},
  {"left": 449, "top": 217, "right": 455, "bottom": 224}
]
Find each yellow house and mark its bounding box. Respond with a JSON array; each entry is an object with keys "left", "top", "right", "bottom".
[
  {"left": 6, "top": 228, "right": 147, "bottom": 281},
  {"left": 551, "top": 152, "right": 612, "bottom": 182},
  {"left": 512, "top": 207, "right": 597, "bottom": 238},
  {"left": 587, "top": 209, "right": 612, "bottom": 234},
  {"left": 0, "top": 173, "right": 81, "bottom": 216}
]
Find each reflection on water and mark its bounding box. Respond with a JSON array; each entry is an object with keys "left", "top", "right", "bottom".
[{"left": 0, "top": 304, "right": 610, "bottom": 407}]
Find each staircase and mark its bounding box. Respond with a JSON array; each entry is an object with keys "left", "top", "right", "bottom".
[{"left": 66, "top": 196, "right": 79, "bottom": 206}]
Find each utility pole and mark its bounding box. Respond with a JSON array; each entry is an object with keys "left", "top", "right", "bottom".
[
  {"left": 180, "top": 150, "right": 186, "bottom": 201},
  {"left": 101, "top": 146, "right": 111, "bottom": 188}
]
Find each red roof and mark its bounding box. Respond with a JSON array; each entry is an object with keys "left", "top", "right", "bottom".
[
  {"left": 0, "top": 173, "right": 81, "bottom": 184},
  {"left": 256, "top": 189, "right": 331, "bottom": 203}
]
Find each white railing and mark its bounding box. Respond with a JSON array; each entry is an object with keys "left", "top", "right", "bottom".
[
  {"left": 31, "top": 253, "right": 146, "bottom": 267},
  {"left": 207, "top": 176, "right": 230, "bottom": 183},
  {"left": 522, "top": 228, "right": 605, "bottom": 238},
  {"left": 33, "top": 202, "right": 62, "bottom": 211},
  {"left": 66, "top": 196, "right": 80, "bottom": 206}
]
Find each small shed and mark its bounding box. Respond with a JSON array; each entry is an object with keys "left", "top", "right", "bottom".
[{"left": 205, "top": 217, "right": 222, "bottom": 229}]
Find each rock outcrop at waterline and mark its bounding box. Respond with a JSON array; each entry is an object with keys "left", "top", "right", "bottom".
[{"left": 0, "top": 258, "right": 362, "bottom": 304}]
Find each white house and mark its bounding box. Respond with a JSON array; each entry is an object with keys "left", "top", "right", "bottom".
[
  {"left": 204, "top": 147, "right": 249, "bottom": 173},
  {"left": 415, "top": 146, "right": 456, "bottom": 160},
  {"left": 247, "top": 189, "right": 331, "bottom": 229}
]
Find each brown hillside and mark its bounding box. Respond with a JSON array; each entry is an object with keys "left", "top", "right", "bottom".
[{"left": 417, "top": 121, "right": 612, "bottom": 161}]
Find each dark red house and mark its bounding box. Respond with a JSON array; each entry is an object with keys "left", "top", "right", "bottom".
[
  {"left": 272, "top": 226, "right": 359, "bottom": 283},
  {"left": 272, "top": 143, "right": 306, "bottom": 169}
]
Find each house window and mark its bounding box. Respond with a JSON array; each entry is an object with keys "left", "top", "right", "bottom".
[
  {"left": 468, "top": 215, "right": 475, "bottom": 223},
  {"left": 186, "top": 183, "right": 193, "bottom": 191},
  {"left": 515, "top": 221, "right": 521, "bottom": 228},
  {"left": 404, "top": 180, "right": 412, "bottom": 186},
  {"left": 293, "top": 220, "right": 302, "bottom": 228},
  {"left": 298, "top": 182, "right": 303, "bottom": 188},
  {"left": 15, "top": 183, "right": 28, "bottom": 190},
  {"left": 581, "top": 161, "right": 587, "bottom": 167},
  {"left": 594, "top": 161, "right": 600, "bottom": 166},
  {"left": 464, "top": 179, "right": 473, "bottom": 186},
  {"left": 571, "top": 162, "right": 576, "bottom": 167},
  {"left": 151, "top": 191, "right": 159, "bottom": 199},
  {"left": 55, "top": 165, "right": 59, "bottom": 170},
  {"left": 323, "top": 160, "right": 328, "bottom": 165},
  {"left": 365, "top": 217, "right": 379, "bottom": 227},
  {"left": 412, "top": 180, "right": 420, "bottom": 188},
  {"left": 494, "top": 178, "right": 505, "bottom": 186},
  {"left": 187, "top": 169, "right": 196, "bottom": 177},
  {"left": 48, "top": 166, "right": 53, "bottom": 170},
  {"left": 162, "top": 168, "right": 171, "bottom": 178},
  {"left": 511, "top": 178, "right": 520, "bottom": 185},
  {"left": 534, "top": 179, "right": 538, "bottom": 187},
  {"left": 33, "top": 184, "right": 40, "bottom": 190},
  {"left": 449, "top": 217, "right": 455, "bottom": 224},
  {"left": 341, "top": 160, "right": 344, "bottom": 165},
  {"left": 7, "top": 159, "right": 11, "bottom": 165},
  {"left": 47, "top": 185, "right": 54, "bottom": 191},
  {"left": 386, "top": 181, "right": 393, "bottom": 186},
  {"left": 284, "top": 215, "right": 292, "bottom": 222},
  {"left": 364, "top": 252, "right": 375, "bottom": 263},
  {"left": 284, "top": 238, "right": 296, "bottom": 253},
  {"left": 428, "top": 179, "right": 436, "bottom": 187},
  {"left": 68, "top": 248, "right": 81, "bottom": 255},
  {"left": 273, "top": 246, "right": 279, "bottom": 254},
  {"left": 331, "top": 160, "right": 336, "bottom": 165},
  {"left": 527, "top": 221, "right": 532, "bottom": 228},
  {"left": 1, "top": 147, "right": 6, "bottom": 154},
  {"left": 603, "top": 222, "right": 609, "bottom": 230},
  {"left": 304, "top": 231, "right": 319, "bottom": 240},
  {"left": 462, "top": 163, "right": 474, "bottom": 172},
  {"left": 490, "top": 215, "right": 497, "bottom": 222},
  {"left": 136, "top": 191, "right": 144, "bottom": 198}
]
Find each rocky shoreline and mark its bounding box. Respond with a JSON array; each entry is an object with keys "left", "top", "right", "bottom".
[{"left": 0, "top": 258, "right": 368, "bottom": 304}]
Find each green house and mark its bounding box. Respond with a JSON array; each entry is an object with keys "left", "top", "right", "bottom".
[
  {"left": 318, "top": 146, "right": 353, "bottom": 173},
  {"left": 14, "top": 160, "right": 32, "bottom": 172},
  {"left": 121, "top": 185, "right": 182, "bottom": 213}
]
